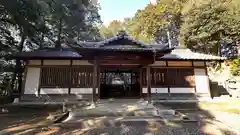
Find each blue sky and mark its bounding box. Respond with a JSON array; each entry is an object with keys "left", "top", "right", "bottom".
[{"left": 99, "top": 0, "right": 152, "bottom": 25}]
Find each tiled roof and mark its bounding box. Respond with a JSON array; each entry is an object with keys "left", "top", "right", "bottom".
[
  {"left": 95, "top": 31, "right": 147, "bottom": 47},
  {"left": 12, "top": 48, "right": 81, "bottom": 59},
  {"left": 11, "top": 31, "right": 226, "bottom": 61},
  {"left": 73, "top": 46, "right": 172, "bottom": 54},
  {"left": 12, "top": 47, "right": 226, "bottom": 61},
  {"left": 160, "top": 48, "right": 226, "bottom": 60}
]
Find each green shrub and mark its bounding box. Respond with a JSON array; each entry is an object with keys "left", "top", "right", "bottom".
[{"left": 230, "top": 58, "right": 240, "bottom": 76}]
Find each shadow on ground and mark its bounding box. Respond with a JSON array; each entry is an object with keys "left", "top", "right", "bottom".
[{"left": 0, "top": 100, "right": 238, "bottom": 135}]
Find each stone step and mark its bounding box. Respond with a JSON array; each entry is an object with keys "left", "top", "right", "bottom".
[
  {"left": 63, "top": 115, "right": 197, "bottom": 125},
  {"left": 69, "top": 106, "right": 176, "bottom": 117}
]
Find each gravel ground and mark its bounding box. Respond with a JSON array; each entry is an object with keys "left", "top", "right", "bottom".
[{"left": 84, "top": 121, "right": 205, "bottom": 135}]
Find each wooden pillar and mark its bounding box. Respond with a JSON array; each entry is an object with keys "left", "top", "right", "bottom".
[
  {"left": 146, "top": 66, "right": 151, "bottom": 103},
  {"left": 37, "top": 60, "right": 43, "bottom": 96},
  {"left": 92, "top": 59, "right": 98, "bottom": 105},
  {"left": 68, "top": 60, "right": 73, "bottom": 94},
  {"left": 166, "top": 61, "right": 170, "bottom": 96},
  {"left": 139, "top": 68, "right": 143, "bottom": 98},
  {"left": 191, "top": 60, "right": 196, "bottom": 93},
  {"left": 97, "top": 66, "right": 101, "bottom": 100}
]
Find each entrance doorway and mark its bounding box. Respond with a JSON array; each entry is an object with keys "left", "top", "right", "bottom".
[{"left": 100, "top": 67, "right": 140, "bottom": 99}]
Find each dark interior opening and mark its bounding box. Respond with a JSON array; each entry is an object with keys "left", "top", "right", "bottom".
[{"left": 100, "top": 67, "right": 140, "bottom": 99}]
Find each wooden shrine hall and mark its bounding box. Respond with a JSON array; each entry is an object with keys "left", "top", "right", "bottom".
[{"left": 14, "top": 31, "right": 225, "bottom": 103}]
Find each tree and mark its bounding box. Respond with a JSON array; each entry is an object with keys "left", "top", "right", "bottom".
[
  {"left": 0, "top": 0, "right": 102, "bottom": 96},
  {"left": 100, "top": 18, "right": 154, "bottom": 43},
  {"left": 128, "top": 0, "right": 187, "bottom": 45},
  {"left": 123, "top": 17, "right": 154, "bottom": 44},
  {"left": 181, "top": 0, "right": 240, "bottom": 56},
  {"left": 45, "top": 0, "right": 102, "bottom": 48},
  {"left": 100, "top": 20, "right": 124, "bottom": 38},
  {"left": 100, "top": 25, "right": 113, "bottom": 39},
  {"left": 0, "top": 0, "right": 49, "bottom": 94}
]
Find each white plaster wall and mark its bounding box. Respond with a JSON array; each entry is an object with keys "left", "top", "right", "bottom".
[
  {"left": 72, "top": 60, "right": 93, "bottom": 65},
  {"left": 43, "top": 60, "right": 70, "bottom": 65},
  {"left": 71, "top": 88, "right": 98, "bottom": 94},
  {"left": 28, "top": 60, "right": 41, "bottom": 65},
  {"left": 194, "top": 68, "right": 210, "bottom": 94},
  {"left": 170, "top": 88, "right": 195, "bottom": 93},
  {"left": 24, "top": 67, "right": 40, "bottom": 95},
  {"left": 142, "top": 88, "right": 168, "bottom": 93},
  {"left": 40, "top": 88, "right": 69, "bottom": 94}
]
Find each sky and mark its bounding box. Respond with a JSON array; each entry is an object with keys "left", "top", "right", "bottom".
[{"left": 99, "top": 0, "right": 155, "bottom": 25}]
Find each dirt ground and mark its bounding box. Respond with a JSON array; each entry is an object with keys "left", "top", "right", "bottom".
[{"left": 0, "top": 104, "right": 238, "bottom": 135}]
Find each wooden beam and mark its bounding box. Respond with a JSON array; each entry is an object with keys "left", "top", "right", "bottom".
[
  {"left": 146, "top": 66, "right": 151, "bottom": 103},
  {"left": 99, "top": 60, "right": 151, "bottom": 65}
]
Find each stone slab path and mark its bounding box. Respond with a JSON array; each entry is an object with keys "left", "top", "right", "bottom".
[{"left": 64, "top": 99, "right": 179, "bottom": 123}]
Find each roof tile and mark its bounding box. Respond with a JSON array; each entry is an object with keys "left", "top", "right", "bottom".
[{"left": 161, "top": 48, "right": 226, "bottom": 60}]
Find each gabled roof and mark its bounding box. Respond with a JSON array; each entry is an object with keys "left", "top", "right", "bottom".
[
  {"left": 94, "top": 31, "right": 148, "bottom": 48},
  {"left": 160, "top": 47, "right": 226, "bottom": 60},
  {"left": 67, "top": 31, "right": 172, "bottom": 54},
  {"left": 11, "top": 32, "right": 226, "bottom": 61},
  {"left": 11, "top": 46, "right": 226, "bottom": 61}
]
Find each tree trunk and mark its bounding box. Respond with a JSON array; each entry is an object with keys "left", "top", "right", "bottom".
[
  {"left": 56, "top": 18, "right": 63, "bottom": 49},
  {"left": 10, "top": 72, "right": 17, "bottom": 92},
  {"left": 17, "top": 34, "right": 25, "bottom": 93},
  {"left": 77, "top": 31, "right": 80, "bottom": 41},
  {"left": 39, "top": 33, "right": 44, "bottom": 49},
  {"left": 11, "top": 34, "right": 26, "bottom": 95}
]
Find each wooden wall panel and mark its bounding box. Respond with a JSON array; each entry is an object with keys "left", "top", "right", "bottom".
[
  {"left": 142, "top": 67, "right": 195, "bottom": 88},
  {"left": 40, "top": 66, "right": 93, "bottom": 88},
  {"left": 193, "top": 61, "right": 205, "bottom": 67},
  {"left": 150, "top": 61, "right": 166, "bottom": 66}
]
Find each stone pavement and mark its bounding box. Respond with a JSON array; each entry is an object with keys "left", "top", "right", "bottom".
[
  {"left": 63, "top": 99, "right": 181, "bottom": 123},
  {"left": 0, "top": 99, "right": 238, "bottom": 135}
]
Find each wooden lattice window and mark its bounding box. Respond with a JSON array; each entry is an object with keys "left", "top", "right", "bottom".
[
  {"left": 142, "top": 68, "right": 167, "bottom": 87},
  {"left": 40, "top": 67, "right": 70, "bottom": 88},
  {"left": 167, "top": 68, "right": 195, "bottom": 87},
  {"left": 40, "top": 66, "right": 93, "bottom": 88},
  {"left": 71, "top": 67, "right": 93, "bottom": 88},
  {"left": 151, "top": 68, "right": 166, "bottom": 86}
]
